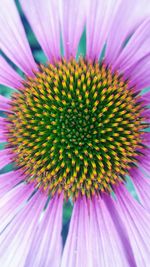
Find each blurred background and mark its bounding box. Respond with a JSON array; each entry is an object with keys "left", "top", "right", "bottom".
[{"left": 0, "top": 0, "right": 149, "bottom": 244}]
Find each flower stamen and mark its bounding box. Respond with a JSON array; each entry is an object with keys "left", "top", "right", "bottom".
[{"left": 6, "top": 58, "right": 146, "bottom": 198}]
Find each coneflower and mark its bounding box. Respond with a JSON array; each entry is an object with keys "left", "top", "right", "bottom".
[{"left": 0, "top": 0, "right": 150, "bottom": 266}]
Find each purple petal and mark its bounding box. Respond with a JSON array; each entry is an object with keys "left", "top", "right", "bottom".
[
  {"left": 86, "top": 0, "right": 120, "bottom": 60},
  {"left": 0, "top": 129, "right": 7, "bottom": 142},
  {"left": 140, "top": 91, "right": 150, "bottom": 106},
  {"left": 141, "top": 132, "right": 150, "bottom": 147},
  {"left": 0, "top": 0, "right": 37, "bottom": 76},
  {"left": 126, "top": 56, "right": 150, "bottom": 91},
  {"left": 115, "top": 184, "right": 150, "bottom": 266},
  {"left": 0, "top": 135, "right": 7, "bottom": 143},
  {"left": 20, "top": 0, "right": 61, "bottom": 63},
  {"left": 91, "top": 195, "right": 134, "bottom": 267},
  {"left": 0, "top": 170, "right": 25, "bottom": 198},
  {"left": 139, "top": 108, "right": 150, "bottom": 124},
  {"left": 129, "top": 167, "right": 150, "bottom": 210},
  {"left": 0, "top": 95, "right": 12, "bottom": 112},
  {"left": 0, "top": 56, "right": 23, "bottom": 90},
  {"left": 0, "top": 125, "right": 6, "bottom": 132},
  {"left": 0, "top": 130, "right": 6, "bottom": 140},
  {"left": 0, "top": 117, "right": 6, "bottom": 126},
  {"left": 0, "top": 148, "right": 13, "bottom": 169},
  {"left": 103, "top": 194, "right": 137, "bottom": 267},
  {"left": 59, "top": 0, "right": 86, "bottom": 60},
  {"left": 0, "top": 183, "right": 35, "bottom": 233},
  {"left": 137, "top": 148, "right": 150, "bottom": 172},
  {"left": 24, "top": 193, "right": 63, "bottom": 267},
  {"left": 0, "top": 190, "right": 47, "bottom": 267},
  {"left": 105, "top": 0, "right": 150, "bottom": 66},
  {"left": 0, "top": 117, "right": 8, "bottom": 142},
  {"left": 142, "top": 91, "right": 150, "bottom": 105},
  {"left": 62, "top": 195, "right": 132, "bottom": 267},
  {"left": 61, "top": 196, "right": 91, "bottom": 267},
  {"left": 112, "top": 18, "right": 150, "bottom": 74}
]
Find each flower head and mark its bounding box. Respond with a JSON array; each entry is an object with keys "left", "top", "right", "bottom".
[{"left": 0, "top": 0, "right": 150, "bottom": 266}]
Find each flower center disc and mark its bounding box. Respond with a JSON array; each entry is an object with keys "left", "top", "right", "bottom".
[{"left": 7, "top": 58, "right": 145, "bottom": 198}]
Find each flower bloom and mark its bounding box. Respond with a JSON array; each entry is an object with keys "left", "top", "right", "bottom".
[{"left": 0, "top": 0, "right": 150, "bottom": 266}]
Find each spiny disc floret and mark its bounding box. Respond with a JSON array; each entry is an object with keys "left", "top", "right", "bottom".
[{"left": 6, "top": 58, "right": 146, "bottom": 198}]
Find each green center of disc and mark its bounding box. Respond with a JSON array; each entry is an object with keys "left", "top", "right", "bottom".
[{"left": 7, "top": 58, "right": 145, "bottom": 198}]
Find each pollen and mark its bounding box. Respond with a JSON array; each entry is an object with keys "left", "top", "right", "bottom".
[{"left": 6, "top": 58, "right": 147, "bottom": 199}]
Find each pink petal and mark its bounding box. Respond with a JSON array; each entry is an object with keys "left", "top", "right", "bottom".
[
  {"left": 24, "top": 193, "right": 63, "bottom": 267},
  {"left": 0, "top": 170, "right": 25, "bottom": 198},
  {"left": 129, "top": 167, "right": 150, "bottom": 210},
  {"left": 0, "top": 125, "right": 6, "bottom": 131},
  {"left": 0, "top": 135, "right": 7, "bottom": 143},
  {"left": 0, "top": 121, "right": 8, "bottom": 133},
  {"left": 86, "top": 0, "right": 120, "bottom": 60},
  {"left": 0, "top": 118, "right": 8, "bottom": 142},
  {"left": 0, "top": 148, "right": 13, "bottom": 169},
  {"left": 103, "top": 194, "right": 137, "bottom": 267},
  {"left": 20, "top": 0, "right": 61, "bottom": 63},
  {"left": 0, "top": 183, "right": 35, "bottom": 233},
  {"left": 0, "top": 190, "right": 47, "bottom": 267},
  {"left": 140, "top": 108, "right": 150, "bottom": 123},
  {"left": 0, "top": 128, "right": 7, "bottom": 142},
  {"left": 59, "top": 0, "right": 86, "bottom": 60},
  {"left": 0, "top": 56, "right": 23, "bottom": 90},
  {"left": 115, "top": 184, "right": 150, "bottom": 266},
  {"left": 127, "top": 56, "right": 150, "bottom": 91},
  {"left": 0, "top": 95, "right": 12, "bottom": 112},
  {"left": 140, "top": 91, "right": 150, "bottom": 106},
  {"left": 0, "top": 0, "right": 37, "bottom": 76},
  {"left": 140, "top": 165, "right": 150, "bottom": 178},
  {"left": 105, "top": 0, "right": 150, "bottom": 66},
  {"left": 0, "top": 117, "right": 7, "bottom": 126},
  {"left": 62, "top": 195, "right": 133, "bottom": 267},
  {"left": 113, "top": 18, "right": 150, "bottom": 74},
  {"left": 141, "top": 132, "right": 150, "bottom": 147},
  {"left": 91, "top": 195, "right": 134, "bottom": 267},
  {"left": 61, "top": 196, "right": 91, "bottom": 267},
  {"left": 136, "top": 148, "right": 150, "bottom": 172}
]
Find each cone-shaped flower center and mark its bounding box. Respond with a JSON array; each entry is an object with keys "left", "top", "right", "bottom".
[{"left": 7, "top": 58, "right": 145, "bottom": 198}]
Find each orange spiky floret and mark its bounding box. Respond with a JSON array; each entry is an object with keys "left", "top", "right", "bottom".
[{"left": 6, "top": 58, "right": 147, "bottom": 199}]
